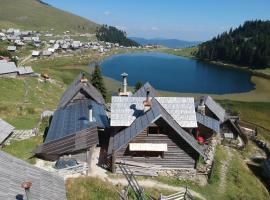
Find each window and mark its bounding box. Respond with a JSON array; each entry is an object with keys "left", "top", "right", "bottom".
[{"left": 148, "top": 127, "right": 159, "bottom": 135}]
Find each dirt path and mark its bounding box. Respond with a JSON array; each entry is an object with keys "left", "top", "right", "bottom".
[
  {"left": 219, "top": 146, "right": 233, "bottom": 194},
  {"left": 19, "top": 54, "right": 32, "bottom": 66},
  {"left": 107, "top": 177, "right": 206, "bottom": 200},
  {"left": 87, "top": 148, "right": 206, "bottom": 200}
]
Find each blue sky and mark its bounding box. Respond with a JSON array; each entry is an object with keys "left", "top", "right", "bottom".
[{"left": 45, "top": 0, "right": 270, "bottom": 41}]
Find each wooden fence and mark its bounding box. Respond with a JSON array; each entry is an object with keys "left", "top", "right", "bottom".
[{"left": 159, "top": 187, "right": 193, "bottom": 200}]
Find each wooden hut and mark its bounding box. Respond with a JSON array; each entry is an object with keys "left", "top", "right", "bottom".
[
  {"left": 108, "top": 95, "right": 205, "bottom": 175},
  {"left": 35, "top": 74, "right": 109, "bottom": 161},
  {"left": 195, "top": 96, "right": 247, "bottom": 145}
]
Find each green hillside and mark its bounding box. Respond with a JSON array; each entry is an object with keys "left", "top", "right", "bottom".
[
  {"left": 0, "top": 0, "right": 99, "bottom": 33},
  {"left": 196, "top": 20, "right": 270, "bottom": 69}
]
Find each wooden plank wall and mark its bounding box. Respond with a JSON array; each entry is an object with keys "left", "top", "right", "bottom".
[
  {"left": 39, "top": 127, "right": 99, "bottom": 160},
  {"left": 115, "top": 119, "right": 199, "bottom": 169}
]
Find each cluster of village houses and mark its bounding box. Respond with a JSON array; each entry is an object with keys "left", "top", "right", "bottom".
[
  {"left": 0, "top": 28, "right": 144, "bottom": 78},
  {"left": 0, "top": 70, "right": 258, "bottom": 199},
  {"left": 0, "top": 28, "right": 140, "bottom": 58}
]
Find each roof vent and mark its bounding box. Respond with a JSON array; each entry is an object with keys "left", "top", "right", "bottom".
[{"left": 89, "top": 107, "right": 93, "bottom": 122}]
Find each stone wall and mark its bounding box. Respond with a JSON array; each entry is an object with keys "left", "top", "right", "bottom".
[{"left": 157, "top": 168, "right": 196, "bottom": 180}]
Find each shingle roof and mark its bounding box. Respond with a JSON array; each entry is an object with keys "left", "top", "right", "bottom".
[
  {"left": 204, "top": 96, "right": 226, "bottom": 122},
  {"left": 0, "top": 151, "right": 67, "bottom": 200},
  {"left": 110, "top": 96, "right": 197, "bottom": 128},
  {"left": 196, "top": 112, "right": 220, "bottom": 133},
  {"left": 0, "top": 61, "right": 17, "bottom": 75},
  {"left": 0, "top": 119, "right": 14, "bottom": 144},
  {"left": 7, "top": 46, "right": 16, "bottom": 51},
  {"left": 108, "top": 98, "right": 205, "bottom": 158},
  {"left": 45, "top": 99, "right": 109, "bottom": 143},
  {"left": 58, "top": 74, "right": 105, "bottom": 108},
  {"left": 17, "top": 66, "right": 34, "bottom": 75},
  {"left": 132, "top": 82, "right": 158, "bottom": 97}
]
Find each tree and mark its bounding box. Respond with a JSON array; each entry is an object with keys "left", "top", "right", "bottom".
[
  {"left": 134, "top": 81, "right": 143, "bottom": 92},
  {"left": 96, "top": 24, "right": 139, "bottom": 47},
  {"left": 91, "top": 64, "right": 107, "bottom": 100},
  {"left": 196, "top": 20, "right": 270, "bottom": 69}
]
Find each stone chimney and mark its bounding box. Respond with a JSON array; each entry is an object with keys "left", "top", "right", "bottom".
[
  {"left": 197, "top": 97, "right": 206, "bottom": 115},
  {"left": 143, "top": 90, "right": 151, "bottom": 112},
  {"left": 80, "top": 72, "right": 88, "bottom": 85},
  {"left": 21, "top": 181, "right": 32, "bottom": 200}
]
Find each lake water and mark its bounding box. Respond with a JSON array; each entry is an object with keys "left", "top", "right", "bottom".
[{"left": 99, "top": 52, "right": 255, "bottom": 94}]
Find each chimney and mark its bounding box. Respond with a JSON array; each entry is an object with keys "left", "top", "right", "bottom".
[
  {"left": 80, "top": 72, "right": 88, "bottom": 84},
  {"left": 197, "top": 97, "right": 206, "bottom": 115},
  {"left": 143, "top": 90, "right": 151, "bottom": 112},
  {"left": 89, "top": 106, "right": 93, "bottom": 122},
  {"left": 121, "top": 72, "right": 128, "bottom": 93},
  {"left": 21, "top": 181, "right": 32, "bottom": 200}
]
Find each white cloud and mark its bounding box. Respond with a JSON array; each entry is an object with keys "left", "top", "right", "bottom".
[
  {"left": 104, "top": 11, "right": 111, "bottom": 16},
  {"left": 151, "top": 26, "right": 160, "bottom": 31}
]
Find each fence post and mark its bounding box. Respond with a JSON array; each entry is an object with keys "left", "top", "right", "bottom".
[{"left": 112, "top": 149, "right": 116, "bottom": 173}]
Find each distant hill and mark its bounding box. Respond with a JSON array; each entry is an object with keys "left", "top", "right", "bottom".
[
  {"left": 129, "top": 37, "right": 201, "bottom": 48},
  {"left": 0, "top": 0, "right": 99, "bottom": 33},
  {"left": 196, "top": 20, "right": 270, "bottom": 69},
  {"left": 97, "top": 25, "right": 139, "bottom": 47}
]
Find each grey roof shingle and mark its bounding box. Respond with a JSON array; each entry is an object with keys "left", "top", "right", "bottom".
[
  {"left": 0, "top": 151, "right": 67, "bottom": 200},
  {"left": 132, "top": 82, "right": 158, "bottom": 97},
  {"left": 45, "top": 99, "right": 109, "bottom": 143},
  {"left": 0, "top": 62, "right": 17, "bottom": 75},
  {"left": 196, "top": 112, "right": 220, "bottom": 133},
  {"left": 17, "top": 66, "right": 34, "bottom": 75},
  {"left": 58, "top": 74, "right": 105, "bottom": 108},
  {"left": 7, "top": 46, "right": 16, "bottom": 51},
  {"left": 108, "top": 98, "right": 205, "bottom": 158},
  {"left": 204, "top": 96, "right": 226, "bottom": 122},
  {"left": 110, "top": 96, "right": 197, "bottom": 128},
  {"left": 0, "top": 119, "right": 14, "bottom": 144}
]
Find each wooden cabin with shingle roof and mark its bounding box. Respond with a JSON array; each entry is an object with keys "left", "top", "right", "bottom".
[
  {"left": 108, "top": 94, "right": 205, "bottom": 176},
  {"left": 35, "top": 73, "right": 109, "bottom": 161}
]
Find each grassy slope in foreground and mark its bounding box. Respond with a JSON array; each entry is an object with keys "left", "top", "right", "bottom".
[{"left": 0, "top": 0, "right": 99, "bottom": 33}]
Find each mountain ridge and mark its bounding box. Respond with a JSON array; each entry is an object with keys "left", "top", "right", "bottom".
[{"left": 129, "top": 37, "right": 201, "bottom": 48}]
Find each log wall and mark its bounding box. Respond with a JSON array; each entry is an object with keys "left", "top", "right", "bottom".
[{"left": 115, "top": 119, "right": 199, "bottom": 169}]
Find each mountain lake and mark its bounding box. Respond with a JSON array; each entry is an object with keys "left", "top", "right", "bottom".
[{"left": 98, "top": 52, "right": 255, "bottom": 94}]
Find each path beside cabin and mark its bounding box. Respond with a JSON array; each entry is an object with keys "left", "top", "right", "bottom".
[
  {"left": 108, "top": 177, "right": 206, "bottom": 200},
  {"left": 218, "top": 146, "right": 232, "bottom": 194},
  {"left": 87, "top": 148, "right": 206, "bottom": 200}
]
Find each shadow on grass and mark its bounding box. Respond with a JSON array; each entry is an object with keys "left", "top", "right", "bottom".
[{"left": 247, "top": 163, "right": 270, "bottom": 192}]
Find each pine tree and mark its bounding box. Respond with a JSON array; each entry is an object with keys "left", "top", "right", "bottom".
[
  {"left": 134, "top": 81, "right": 143, "bottom": 92},
  {"left": 196, "top": 20, "right": 270, "bottom": 69},
  {"left": 91, "top": 64, "right": 107, "bottom": 100}
]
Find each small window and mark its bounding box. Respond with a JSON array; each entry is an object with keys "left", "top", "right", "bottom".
[{"left": 148, "top": 127, "right": 159, "bottom": 135}]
